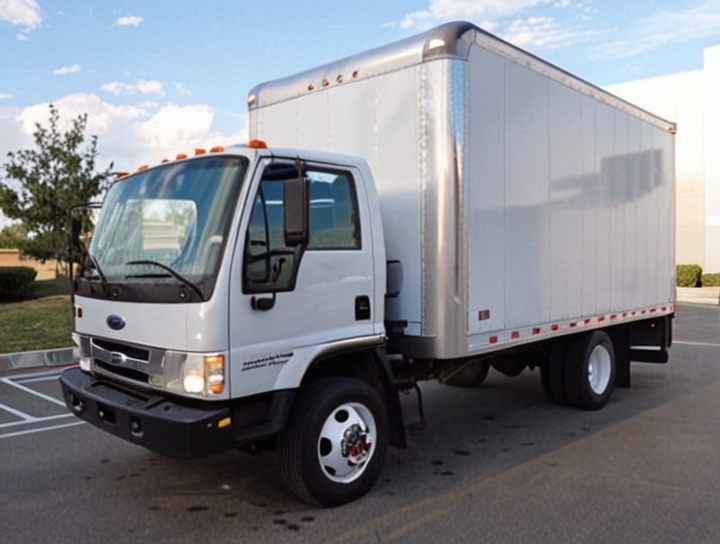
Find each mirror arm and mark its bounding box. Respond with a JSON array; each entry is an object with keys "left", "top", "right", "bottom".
[{"left": 251, "top": 292, "right": 276, "bottom": 311}]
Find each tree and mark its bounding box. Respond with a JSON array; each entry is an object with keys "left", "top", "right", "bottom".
[
  {"left": 0, "top": 104, "right": 113, "bottom": 275},
  {"left": 0, "top": 222, "right": 29, "bottom": 249}
]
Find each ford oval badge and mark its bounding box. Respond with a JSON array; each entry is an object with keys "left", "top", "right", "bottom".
[{"left": 107, "top": 314, "right": 126, "bottom": 331}]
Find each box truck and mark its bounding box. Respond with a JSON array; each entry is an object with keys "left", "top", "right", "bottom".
[{"left": 60, "top": 21, "right": 675, "bottom": 507}]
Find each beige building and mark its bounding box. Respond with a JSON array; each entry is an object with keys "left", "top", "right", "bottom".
[{"left": 606, "top": 44, "right": 720, "bottom": 273}]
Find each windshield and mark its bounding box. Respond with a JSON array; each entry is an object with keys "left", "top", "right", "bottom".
[{"left": 80, "top": 155, "right": 247, "bottom": 302}]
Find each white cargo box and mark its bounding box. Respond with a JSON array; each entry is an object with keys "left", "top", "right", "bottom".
[{"left": 248, "top": 21, "right": 676, "bottom": 360}]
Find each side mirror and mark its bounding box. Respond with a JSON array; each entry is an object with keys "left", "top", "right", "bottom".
[{"left": 284, "top": 176, "right": 308, "bottom": 245}]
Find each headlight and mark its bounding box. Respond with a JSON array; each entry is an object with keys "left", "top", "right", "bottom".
[{"left": 164, "top": 351, "right": 227, "bottom": 399}]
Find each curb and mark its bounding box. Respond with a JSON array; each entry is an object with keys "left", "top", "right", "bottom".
[
  {"left": 0, "top": 346, "right": 77, "bottom": 373},
  {"left": 675, "top": 287, "right": 720, "bottom": 305}
]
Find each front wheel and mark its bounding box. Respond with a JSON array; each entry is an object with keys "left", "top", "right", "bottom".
[{"left": 277, "top": 377, "right": 389, "bottom": 507}]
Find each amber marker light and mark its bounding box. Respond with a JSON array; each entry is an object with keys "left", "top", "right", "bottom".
[
  {"left": 205, "top": 354, "right": 225, "bottom": 395},
  {"left": 247, "top": 139, "right": 267, "bottom": 149}
]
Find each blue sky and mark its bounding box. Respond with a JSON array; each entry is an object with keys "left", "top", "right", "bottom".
[{"left": 1, "top": 0, "right": 720, "bottom": 176}]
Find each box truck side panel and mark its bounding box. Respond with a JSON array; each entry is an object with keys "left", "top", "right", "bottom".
[
  {"left": 548, "top": 79, "right": 585, "bottom": 322},
  {"left": 465, "top": 35, "right": 675, "bottom": 349},
  {"left": 251, "top": 67, "right": 424, "bottom": 335}
]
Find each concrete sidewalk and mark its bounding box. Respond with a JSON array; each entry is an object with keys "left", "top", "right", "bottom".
[{"left": 0, "top": 287, "right": 717, "bottom": 374}]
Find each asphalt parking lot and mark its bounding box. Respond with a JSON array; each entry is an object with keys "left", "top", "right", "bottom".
[{"left": 0, "top": 302, "right": 719, "bottom": 544}]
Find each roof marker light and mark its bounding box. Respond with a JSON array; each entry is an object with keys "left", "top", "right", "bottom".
[
  {"left": 195, "top": 148, "right": 206, "bottom": 155},
  {"left": 176, "top": 153, "right": 188, "bottom": 160},
  {"left": 137, "top": 165, "right": 149, "bottom": 172},
  {"left": 210, "top": 146, "right": 225, "bottom": 153},
  {"left": 115, "top": 172, "right": 129, "bottom": 179},
  {"left": 247, "top": 139, "right": 267, "bottom": 149}
]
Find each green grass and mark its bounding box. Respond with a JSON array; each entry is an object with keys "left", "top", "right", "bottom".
[{"left": 0, "top": 277, "right": 74, "bottom": 354}]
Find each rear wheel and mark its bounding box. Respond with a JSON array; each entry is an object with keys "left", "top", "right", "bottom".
[
  {"left": 278, "top": 377, "right": 388, "bottom": 507},
  {"left": 564, "top": 331, "right": 615, "bottom": 410},
  {"left": 541, "top": 341, "right": 569, "bottom": 405}
]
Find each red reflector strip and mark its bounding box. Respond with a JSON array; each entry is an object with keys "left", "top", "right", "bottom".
[
  {"left": 584, "top": 319, "right": 591, "bottom": 325},
  {"left": 570, "top": 322, "right": 577, "bottom": 328},
  {"left": 610, "top": 314, "right": 617, "bottom": 320},
  {"left": 598, "top": 316, "right": 605, "bottom": 323},
  {"left": 511, "top": 331, "right": 520, "bottom": 339},
  {"left": 532, "top": 328, "right": 541, "bottom": 335},
  {"left": 489, "top": 336, "right": 498, "bottom": 344},
  {"left": 551, "top": 324, "right": 559, "bottom": 331}
]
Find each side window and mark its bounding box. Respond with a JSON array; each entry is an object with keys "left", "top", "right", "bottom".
[
  {"left": 242, "top": 163, "right": 361, "bottom": 294},
  {"left": 307, "top": 171, "right": 360, "bottom": 250},
  {"left": 243, "top": 178, "right": 297, "bottom": 293}
]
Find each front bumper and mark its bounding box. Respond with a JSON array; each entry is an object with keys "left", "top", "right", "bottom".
[{"left": 59, "top": 367, "right": 233, "bottom": 458}]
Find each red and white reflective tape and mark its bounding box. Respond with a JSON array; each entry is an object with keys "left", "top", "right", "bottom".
[{"left": 473, "top": 304, "right": 675, "bottom": 350}]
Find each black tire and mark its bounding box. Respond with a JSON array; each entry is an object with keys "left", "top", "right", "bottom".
[
  {"left": 564, "top": 331, "right": 615, "bottom": 410},
  {"left": 443, "top": 360, "right": 490, "bottom": 387},
  {"left": 541, "top": 341, "right": 569, "bottom": 405},
  {"left": 277, "top": 377, "right": 389, "bottom": 507}
]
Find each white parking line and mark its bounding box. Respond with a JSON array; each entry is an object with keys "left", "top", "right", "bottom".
[
  {"left": 0, "top": 376, "right": 66, "bottom": 407},
  {"left": 0, "top": 401, "right": 36, "bottom": 421},
  {"left": 0, "top": 413, "right": 75, "bottom": 430},
  {"left": 674, "top": 340, "right": 720, "bottom": 348},
  {"left": 0, "top": 421, "right": 84, "bottom": 439},
  {"left": 0, "top": 369, "right": 81, "bottom": 439}
]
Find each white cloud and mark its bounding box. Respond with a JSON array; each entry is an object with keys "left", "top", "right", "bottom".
[
  {"left": 53, "top": 64, "right": 81, "bottom": 75},
  {"left": 0, "top": 0, "right": 41, "bottom": 28},
  {"left": 101, "top": 79, "right": 166, "bottom": 96},
  {"left": 16, "top": 32, "right": 29, "bottom": 41},
  {"left": 0, "top": 93, "right": 11, "bottom": 100},
  {"left": 594, "top": 0, "right": 720, "bottom": 59},
  {"left": 399, "top": 0, "right": 549, "bottom": 30},
  {"left": 172, "top": 81, "right": 192, "bottom": 96},
  {"left": 501, "top": 15, "right": 595, "bottom": 50},
  {"left": 2, "top": 94, "right": 246, "bottom": 172},
  {"left": 117, "top": 15, "right": 143, "bottom": 26}
]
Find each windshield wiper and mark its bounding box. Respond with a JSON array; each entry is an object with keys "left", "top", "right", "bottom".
[
  {"left": 124, "top": 260, "right": 205, "bottom": 301},
  {"left": 88, "top": 254, "right": 108, "bottom": 286}
]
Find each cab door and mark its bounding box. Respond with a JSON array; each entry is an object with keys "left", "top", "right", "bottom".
[{"left": 228, "top": 158, "right": 377, "bottom": 397}]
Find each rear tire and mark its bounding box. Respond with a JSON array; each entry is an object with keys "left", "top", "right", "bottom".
[
  {"left": 541, "top": 341, "right": 569, "bottom": 405},
  {"left": 564, "top": 331, "right": 615, "bottom": 410},
  {"left": 277, "top": 377, "right": 388, "bottom": 507}
]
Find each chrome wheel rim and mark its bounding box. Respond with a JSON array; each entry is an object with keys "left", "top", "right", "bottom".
[
  {"left": 317, "top": 403, "right": 376, "bottom": 484},
  {"left": 588, "top": 344, "right": 612, "bottom": 395}
]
